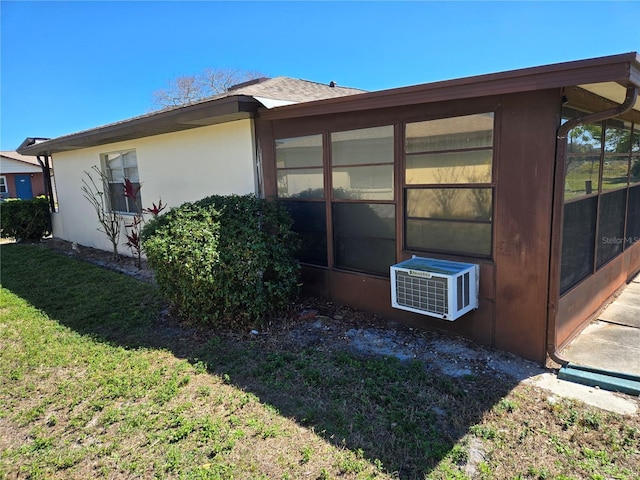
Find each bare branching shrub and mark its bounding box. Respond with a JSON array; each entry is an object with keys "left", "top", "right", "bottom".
[{"left": 82, "top": 166, "right": 121, "bottom": 260}]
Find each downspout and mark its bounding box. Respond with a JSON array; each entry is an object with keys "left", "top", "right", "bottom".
[
  {"left": 36, "top": 154, "right": 56, "bottom": 213},
  {"left": 547, "top": 85, "right": 638, "bottom": 366}
]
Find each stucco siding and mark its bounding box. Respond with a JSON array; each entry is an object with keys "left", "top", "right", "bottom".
[{"left": 51, "top": 119, "right": 257, "bottom": 253}]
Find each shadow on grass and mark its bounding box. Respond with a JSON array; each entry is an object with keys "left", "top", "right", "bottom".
[{"left": 1, "top": 243, "right": 517, "bottom": 479}]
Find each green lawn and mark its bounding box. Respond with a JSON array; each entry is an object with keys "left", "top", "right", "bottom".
[{"left": 1, "top": 244, "right": 639, "bottom": 479}]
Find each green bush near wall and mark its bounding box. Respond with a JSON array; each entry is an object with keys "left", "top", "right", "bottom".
[
  {"left": 141, "top": 194, "right": 299, "bottom": 329},
  {"left": 0, "top": 196, "right": 51, "bottom": 241}
]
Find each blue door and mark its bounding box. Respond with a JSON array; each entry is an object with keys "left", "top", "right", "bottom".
[{"left": 15, "top": 175, "right": 33, "bottom": 199}]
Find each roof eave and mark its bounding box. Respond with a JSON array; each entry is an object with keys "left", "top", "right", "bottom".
[
  {"left": 259, "top": 52, "right": 640, "bottom": 121},
  {"left": 17, "top": 95, "right": 262, "bottom": 156}
]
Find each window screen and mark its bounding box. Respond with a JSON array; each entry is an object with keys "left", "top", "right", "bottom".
[
  {"left": 560, "top": 197, "right": 597, "bottom": 294},
  {"left": 284, "top": 201, "right": 327, "bottom": 266},
  {"left": 596, "top": 190, "right": 626, "bottom": 268},
  {"left": 333, "top": 203, "right": 395, "bottom": 275}
]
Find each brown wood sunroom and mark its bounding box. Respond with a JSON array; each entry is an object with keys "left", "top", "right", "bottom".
[{"left": 255, "top": 53, "right": 640, "bottom": 364}]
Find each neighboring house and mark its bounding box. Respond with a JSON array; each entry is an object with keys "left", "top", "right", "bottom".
[
  {"left": 18, "top": 54, "right": 640, "bottom": 365},
  {"left": 0, "top": 151, "right": 47, "bottom": 200}
]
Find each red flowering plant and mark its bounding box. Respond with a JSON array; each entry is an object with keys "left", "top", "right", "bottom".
[{"left": 122, "top": 178, "right": 166, "bottom": 268}]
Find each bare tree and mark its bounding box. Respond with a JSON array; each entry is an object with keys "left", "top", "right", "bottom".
[
  {"left": 152, "top": 68, "right": 265, "bottom": 108},
  {"left": 82, "top": 166, "right": 121, "bottom": 260}
]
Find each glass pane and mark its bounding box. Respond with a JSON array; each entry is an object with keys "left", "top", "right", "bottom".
[
  {"left": 406, "top": 150, "right": 492, "bottom": 184},
  {"left": 602, "top": 122, "right": 631, "bottom": 190},
  {"left": 406, "top": 113, "right": 494, "bottom": 153},
  {"left": 283, "top": 201, "right": 327, "bottom": 266},
  {"left": 406, "top": 219, "right": 492, "bottom": 256},
  {"left": 122, "top": 151, "right": 138, "bottom": 168},
  {"left": 406, "top": 188, "right": 492, "bottom": 221},
  {"left": 131, "top": 182, "right": 142, "bottom": 214},
  {"left": 602, "top": 154, "right": 629, "bottom": 190},
  {"left": 604, "top": 121, "right": 632, "bottom": 154},
  {"left": 631, "top": 154, "right": 640, "bottom": 185},
  {"left": 597, "top": 189, "right": 626, "bottom": 268},
  {"left": 333, "top": 203, "right": 395, "bottom": 275},
  {"left": 332, "top": 165, "right": 393, "bottom": 200},
  {"left": 560, "top": 196, "right": 596, "bottom": 294},
  {"left": 633, "top": 125, "right": 640, "bottom": 183},
  {"left": 107, "top": 156, "right": 124, "bottom": 182},
  {"left": 277, "top": 168, "right": 324, "bottom": 199},
  {"left": 626, "top": 185, "right": 640, "bottom": 247},
  {"left": 276, "top": 135, "right": 323, "bottom": 168},
  {"left": 565, "top": 122, "right": 602, "bottom": 201},
  {"left": 108, "top": 182, "right": 128, "bottom": 212},
  {"left": 124, "top": 167, "right": 139, "bottom": 183},
  {"left": 331, "top": 126, "right": 393, "bottom": 166},
  {"left": 333, "top": 203, "right": 395, "bottom": 239}
]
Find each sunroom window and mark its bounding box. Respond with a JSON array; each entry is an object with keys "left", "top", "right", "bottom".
[
  {"left": 560, "top": 108, "right": 639, "bottom": 294},
  {"left": 404, "top": 113, "right": 494, "bottom": 257},
  {"left": 276, "top": 134, "right": 327, "bottom": 266},
  {"left": 101, "top": 150, "right": 141, "bottom": 214},
  {"left": 331, "top": 126, "right": 395, "bottom": 275}
]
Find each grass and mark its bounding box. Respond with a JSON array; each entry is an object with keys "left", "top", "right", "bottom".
[
  {"left": 1, "top": 243, "right": 639, "bottom": 479},
  {"left": 565, "top": 159, "right": 630, "bottom": 200}
]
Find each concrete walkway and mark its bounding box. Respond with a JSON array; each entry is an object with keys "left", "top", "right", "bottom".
[{"left": 560, "top": 274, "right": 640, "bottom": 377}]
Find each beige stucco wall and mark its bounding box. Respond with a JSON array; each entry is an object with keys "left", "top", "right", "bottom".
[{"left": 51, "top": 119, "right": 257, "bottom": 254}]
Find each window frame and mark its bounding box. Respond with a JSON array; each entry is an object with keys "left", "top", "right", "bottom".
[
  {"left": 274, "top": 124, "right": 398, "bottom": 276},
  {"left": 329, "top": 125, "right": 396, "bottom": 275},
  {"left": 0, "top": 175, "right": 7, "bottom": 195},
  {"left": 100, "top": 149, "right": 141, "bottom": 215},
  {"left": 402, "top": 111, "right": 496, "bottom": 259}
]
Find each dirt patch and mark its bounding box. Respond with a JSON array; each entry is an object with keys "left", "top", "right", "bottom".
[
  {"left": 32, "top": 237, "right": 547, "bottom": 383},
  {"left": 38, "top": 237, "right": 155, "bottom": 283}
]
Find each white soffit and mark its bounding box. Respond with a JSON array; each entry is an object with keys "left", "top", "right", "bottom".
[
  {"left": 579, "top": 82, "right": 640, "bottom": 113},
  {"left": 253, "top": 97, "right": 298, "bottom": 109}
]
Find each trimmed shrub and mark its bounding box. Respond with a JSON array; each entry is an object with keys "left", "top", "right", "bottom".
[
  {"left": 0, "top": 196, "right": 51, "bottom": 241},
  {"left": 142, "top": 194, "right": 299, "bottom": 329}
]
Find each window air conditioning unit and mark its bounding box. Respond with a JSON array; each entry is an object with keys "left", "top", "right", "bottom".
[{"left": 390, "top": 256, "right": 479, "bottom": 321}]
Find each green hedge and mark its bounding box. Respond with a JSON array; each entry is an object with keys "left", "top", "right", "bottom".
[
  {"left": 142, "top": 194, "right": 299, "bottom": 329},
  {"left": 0, "top": 196, "right": 51, "bottom": 241}
]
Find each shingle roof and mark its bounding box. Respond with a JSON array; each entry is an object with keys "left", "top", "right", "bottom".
[
  {"left": 17, "top": 77, "right": 366, "bottom": 156},
  {"left": 229, "top": 77, "right": 365, "bottom": 103}
]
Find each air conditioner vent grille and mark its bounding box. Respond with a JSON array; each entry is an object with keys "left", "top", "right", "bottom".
[{"left": 394, "top": 271, "right": 448, "bottom": 314}]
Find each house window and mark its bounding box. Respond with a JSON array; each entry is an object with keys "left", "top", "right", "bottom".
[
  {"left": 275, "top": 126, "right": 396, "bottom": 276},
  {"left": 331, "top": 126, "right": 396, "bottom": 275},
  {"left": 560, "top": 108, "right": 638, "bottom": 294},
  {"left": 404, "top": 113, "right": 494, "bottom": 257},
  {"left": 101, "top": 150, "right": 141, "bottom": 214},
  {"left": 276, "top": 135, "right": 324, "bottom": 199},
  {"left": 276, "top": 135, "right": 327, "bottom": 265},
  {"left": 0, "top": 176, "right": 7, "bottom": 195}
]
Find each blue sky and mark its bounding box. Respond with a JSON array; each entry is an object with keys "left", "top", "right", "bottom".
[{"left": 1, "top": 1, "right": 639, "bottom": 151}]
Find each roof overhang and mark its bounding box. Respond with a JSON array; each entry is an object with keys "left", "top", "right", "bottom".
[
  {"left": 259, "top": 52, "right": 640, "bottom": 121},
  {"left": 18, "top": 95, "right": 262, "bottom": 156}
]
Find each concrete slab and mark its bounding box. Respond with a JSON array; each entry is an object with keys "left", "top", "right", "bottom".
[
  {"left": 527, "top": 373, "right": 637, "bottom": 415},
  {"left": 614, "top": 288, "right": 640, "bottom": 304},
  {"left": 624, "top": 275, "right": 640, "bottom": 292},
  {"left": 561, "top": 321, "right": 640, "bottom": 376},
  {"left": 598, "top": 303, "right": 640, "bottom": 327},
  {"left": 622, "top": 281, "right": 640, "bottom": 294}
]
